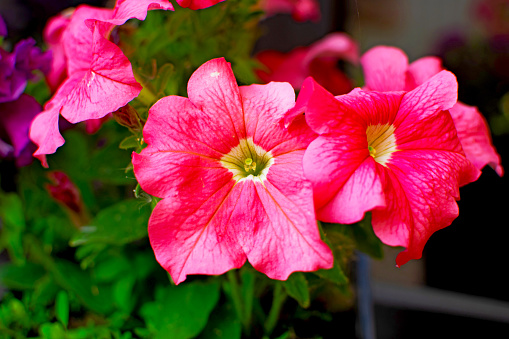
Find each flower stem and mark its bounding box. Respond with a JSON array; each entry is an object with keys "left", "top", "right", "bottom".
[
  {"left": 264, "top": 282, "right": 287, "bottom": 335},
  {"left": 227, "top": 270, "right": 249, "bottom": 331}
]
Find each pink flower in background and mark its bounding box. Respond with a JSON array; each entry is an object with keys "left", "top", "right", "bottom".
[
  {"left": 132, "top": 58, "right": 333, "bottom": 284},
  {"left": 30, "top": 0, "right": 173, "bottom": 167},
  {"left": 43, "top": 11, "right": 72, "bottom": 92},
  {"left": 293, "top": 74, "right": 479, "bottom": 266},
  {"left": 361, "top": 46, "right": 503, "bottom": 176},
  {"left": 260, "top": 0, "right": 321, "bottom": 22},
  {"left": 256, "top": 33, "right": 358, "bottom": 95}
]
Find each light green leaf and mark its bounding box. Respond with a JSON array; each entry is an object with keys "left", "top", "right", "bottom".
[{"left": 55, "top": 290, "right": 69, "bottom": 328}]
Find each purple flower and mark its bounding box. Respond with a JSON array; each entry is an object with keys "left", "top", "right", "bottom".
[
  {"left": 0, "top": 94, "right": 42, "bottom": 166},
  {"left": 0, "top": 38, "right": 51, "bottom": 103},
  {"left": 0, "top": 16, "right": 51, "bottom": 166}
]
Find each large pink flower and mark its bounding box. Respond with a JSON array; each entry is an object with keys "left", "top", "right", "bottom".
[
  {"left": 30, "top": 0, "right": 173, "bottom": 167},
  {"left": 293, "top": 74, "right": 480, "bottom": 266},
  {"left": 132, "top": 58, "right": 333, "bottom": 284},
  {"left": 361, "top": 46, "right": 503, "bottom": 176},
  {"left": 256, "top": 33, "right": 358, "bottom": 95}
]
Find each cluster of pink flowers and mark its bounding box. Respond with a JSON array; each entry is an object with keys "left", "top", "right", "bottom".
[{"left": 29, "top": 0, "right": 503, "bottom": 283}]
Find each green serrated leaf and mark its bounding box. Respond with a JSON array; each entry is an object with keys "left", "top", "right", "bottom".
[
  {"left": 283, "top": 273, "right": 310, "bottom": 308},
  {"left": 55, "top": 290, "right": 69, "bottom": 328},
  {"left": 140, "top": 281, "right": 221, "bottom": 339}
]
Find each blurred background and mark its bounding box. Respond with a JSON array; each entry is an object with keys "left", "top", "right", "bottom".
[{"left": 1, "top": 0, "right": 509, "bottom": 337}]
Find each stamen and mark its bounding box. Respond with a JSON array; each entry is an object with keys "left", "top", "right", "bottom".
[{"left": 244, "top": 158, "right": 257, "bottom": 172}]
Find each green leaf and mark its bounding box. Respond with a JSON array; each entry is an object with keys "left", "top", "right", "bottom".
[
  {"left": 283, "top": 273, "right": 310, "bottom": 308},
  {"left": 114, "top": 275, "right": 137, "bottom": 313},
  {"left": 140, "top": 281, "right": 221, "bottom": 339},
  {"left": 119, "top": 135, "right": 141, "bottom": 150},
  {"left": 52, "top": 259, "right": 114, "bottom": 315},
  {"left": 70, "top": 199, "right": 150, "bottom": 246},
  {"left": 351, "top": 213, "right": 384, "bottom": 259},
  {"left": 0, "top": 262, "right": 45, "bottom": 290},
  {"left": 55, "top": 290, "right": 69, "bottom": 328},
  {"left": 197, "top": 301, "right": 241, "bottom": 339},
  {"left": 0, "top": 193, "right": 26, "bottom": 264},
  {"left": 313, "top": 263, "right": 348, "bottom": 286}
]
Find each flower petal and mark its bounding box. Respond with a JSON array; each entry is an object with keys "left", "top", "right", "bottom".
[
  {"left": 239, "top": 82, "right": 316, "bottom": 155},
  {"left": 176, "top": 0, "right": 225, "bottom": 10},
  {"left": 29, "top": 105, "right": 64, "bottom": 168},
  {"left": 449, "top": 102, "right": 503, "bottom": 176},
  {"left": 361, "top": 46, "right": 408, "bottom": 91},
  {"left": 317, "top": 157, "right": 385, "bottom": 224},
  {"left": 59, "top": 28, "right": 142, "bottom": 123},
  {"left": 374, "top": 149, "right": 478, "bottom": 266},
  {"left": 406, "top": 56, "right": 443, "bottom": 89},
  {"left": 395, "top": 70, "right": 458, "bottom": 128},
  {"left": 149, "top": 186, "right": 247, "bottom": 285},
  {"left": 0, "top": 94, "right": 41, "bottom": 158},
  {"left": 234, "top": 179, "right": 333, "bottom": 280},
  {"left": 187, "top": 58, "right": 246, "bottom": 140}
]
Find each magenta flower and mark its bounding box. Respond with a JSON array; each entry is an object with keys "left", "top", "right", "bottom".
[
  {"left": 260, "top": 0, "right": 321, "bottom": 22},
  {"left": 132, "top": 58, "right": 333, "bottom": 284},
  {"left": 30, "top": 0, "right": 173, "bottom": 167},
  {"left": 0, "top": 94, "right": 42, "bottom": 166},
  {"left": 43, "top": 11, "right": 72, "bottom": 92},
  {"left": 361, "top": 46, "right": 503, "bottom": 176},
  {"left": 175, "top": 0, "right": 224, "bottom": 10},
  {"left": 256, "top": 33, "right": 358, "bottom": 95},
  {"left": 293, "top": 74, "right": 480, "bottom": 266}
]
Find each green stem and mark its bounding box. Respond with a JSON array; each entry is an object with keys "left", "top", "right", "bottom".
[
  {"left": 264, "top": 283, "right": 287, "bottom": 336},
  {"left": 227, "top": 270, "right": 249, "bottom": 331}
]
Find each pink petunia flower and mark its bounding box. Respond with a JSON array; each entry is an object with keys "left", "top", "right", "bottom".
[
  {"left": 30, "top": 0, "right": 173, "bottom": 167},
  {"left": 175, "top": 0, "right": 225, "bottom": 10},
  {"left": 256, "top": 33, "right": 358, "bottom": 95},
  {"left": 292, "top": 74, "right": 480, "bottom": 266},
  {"left": 360, "top": 46, "right": 503, "bottom": 176},
  {"left": 260, "top": 0, "right": 321, "bottom": 22},
  {"left": 132, "top": 58, "right": 333, "bottom": 284}
]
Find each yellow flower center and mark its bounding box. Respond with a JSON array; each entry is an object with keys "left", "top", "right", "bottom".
[
  {"left": 221, "top": 138, "right": 274, "bottom": 183},
  {"left": 366, "top": 124, "right": 397, "bottom": 166}
]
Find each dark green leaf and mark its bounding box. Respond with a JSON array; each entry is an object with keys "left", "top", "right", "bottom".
[
  {"left": 0, "top": 262, "right": 45, "bottom": 290},
  {"left": 197, "top": 301, "right": 241, "bottom": 339},
  {"left": 70, "top": 199, "right": 150, "bottom": 246},
  {"left": 283, "top": 273, "right": 310, "bottom": 308}
]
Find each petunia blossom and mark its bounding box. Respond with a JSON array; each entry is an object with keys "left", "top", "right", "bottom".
[
  {"left": 293, "top": 75, "right": 480, "bottom": 266},
  {"left": 132, "top": 58, "right": 333, "bottom": 284},
  {"left": 260, "top": 0, "right": 321, "bottom": 22},
  {"left": 175, "top": 0, "right": 224, "bottom": 10},
  {"left": 256, "top": 33, "right": 358, "bottom": 95},
  {"left": 30, "top": 0, "right": 173, "bottom": 167},
  {"left": 360, "top": 46, "right": 503, "bottom": 176}
]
